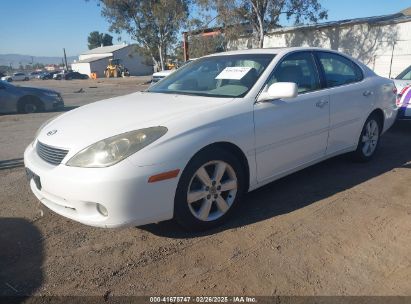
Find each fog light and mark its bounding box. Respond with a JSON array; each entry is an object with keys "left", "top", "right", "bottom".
[{"left": 97, "top": 204, "right": 108, "bottom": 217}]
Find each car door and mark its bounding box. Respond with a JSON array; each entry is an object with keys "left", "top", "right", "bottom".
[
  {"left": 314, "top": 51, "right": 372, "bottom": 155},
  {"left": 254, "top": 51, "right": 330, "bottom": 182},
  {"left": 14, "top": 73, "right": 24, "bottom": 81}
]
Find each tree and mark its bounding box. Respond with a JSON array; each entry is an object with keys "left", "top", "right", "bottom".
[
  {"left": 97, "top": 0, "right": 189, "bottom": 70},
  {"left": 87, "top": 31, "right": 114, "bottom": 49},
  {"left": 197, "top": 0, "right": 327, "bottom": 48}
]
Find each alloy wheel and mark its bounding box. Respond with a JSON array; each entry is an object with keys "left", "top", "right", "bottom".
[
  {"left": 187, "top": 160, "right": 238, "bottom": 222},
  {"left": 362, "top": 119, "right": 379, "bottom": 157},
  {"left": 24, "top": 103, "right": 37, "bottom": 113}
]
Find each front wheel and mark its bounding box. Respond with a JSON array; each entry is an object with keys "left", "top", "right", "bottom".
[
  {"left": 352, "top": 114, "right": 381, "bottom": 162},
  {"left": 174, "top": 147, "right": 246, "bottom": 231}
]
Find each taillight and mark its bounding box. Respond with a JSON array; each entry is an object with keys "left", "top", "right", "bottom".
[{"left": 396, "top": 94, "right": 402, "bottom": 107}]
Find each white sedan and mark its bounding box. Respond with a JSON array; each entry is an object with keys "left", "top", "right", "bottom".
[
  {"left": 1, "top": 72, "right": 29, "bottom": 82},
  {"left": 24, "top": 47, "right": 397, "bottom": 231}
]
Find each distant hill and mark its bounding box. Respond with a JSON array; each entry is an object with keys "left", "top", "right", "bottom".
[{"left": 0, "top": 54, "right": 77, "bottom": 68}]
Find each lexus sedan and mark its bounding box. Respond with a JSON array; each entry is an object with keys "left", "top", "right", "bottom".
[
  {"left": 24, "top": 48, "right": 397, "bottom": 231},
  {"left": 0, "top": 81, "right": 64, "bottom": 113}
]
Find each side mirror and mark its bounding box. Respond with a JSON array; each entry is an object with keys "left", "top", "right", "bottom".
[{"left": 257, "top": 82, "right": 298, "bottom": 102}]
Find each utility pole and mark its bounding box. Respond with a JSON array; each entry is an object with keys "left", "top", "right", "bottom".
[
  {"left": 63, "top": 48, "right": 68, "bottom": 71},
  {"left": 388, "top": 42, "right": 396, "bottom": 79},
  {"left": 182, "top": 32, "right": 189, "bottom": 62}
]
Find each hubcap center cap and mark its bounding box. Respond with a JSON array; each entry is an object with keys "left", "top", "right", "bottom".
[{"left": 209, "top": 186, "right": 217, "bottom": 195}]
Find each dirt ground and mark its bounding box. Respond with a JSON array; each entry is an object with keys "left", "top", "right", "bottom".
[{"left": 0, "top": 78, "right": 410, "bottom": 297}]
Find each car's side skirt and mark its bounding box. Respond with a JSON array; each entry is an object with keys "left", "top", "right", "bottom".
[{"left": 248, "top": 145, "right": 357, "bottom": 192}]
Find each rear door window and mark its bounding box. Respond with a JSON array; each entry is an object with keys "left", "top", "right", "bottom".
[{"left": 317, "top": 52, "right": 363, "bottom": 88}]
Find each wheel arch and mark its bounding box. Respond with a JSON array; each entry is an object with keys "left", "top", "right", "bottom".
[
  {"left": 368, "top": 108, "right": 385, "bottom": 133},
  {"left": 189, "top": 141, "right": 251, "bottom": 191},
  {"left": 17, "top": 95, "right": 44, "bottom": 113}
]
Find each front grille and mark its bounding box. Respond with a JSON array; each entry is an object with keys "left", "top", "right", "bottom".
[{"left": 36, "top": 141, "right": 69, "bottom": 165}]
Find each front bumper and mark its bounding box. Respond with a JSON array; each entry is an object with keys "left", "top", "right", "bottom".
[
  {"left": 24, "top": 143, "right": 183, "bottom": 228},
  {"left": 42, "top": 95, "right": 64, "bottom": 111}
]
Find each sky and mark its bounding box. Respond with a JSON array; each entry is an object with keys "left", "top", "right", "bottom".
[{"left": 0, "top": 0, "right": 410, "bottom": 57}]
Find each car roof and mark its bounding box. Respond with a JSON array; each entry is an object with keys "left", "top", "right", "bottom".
[{"left": 204, "top": 47, "right": 344, "bottom": 57}]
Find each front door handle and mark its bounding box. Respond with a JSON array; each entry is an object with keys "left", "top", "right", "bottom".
[
  {"left": 363, "top": 90, "right": 374, "bottom": 97},
  {"left": 315, "top": 100, "right": 329, "bottom": 108}
]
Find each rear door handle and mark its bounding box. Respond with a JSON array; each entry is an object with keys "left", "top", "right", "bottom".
[
  {"left": 315, "top": 100, "right": 329, "bottom": 108},
  {"left": 363, "top": 90, "right": 374, "bottom": 97}
]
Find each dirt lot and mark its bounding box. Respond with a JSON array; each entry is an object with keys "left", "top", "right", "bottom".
[{"left": 0, "top": 78, "right": 410, "bottom": 297}]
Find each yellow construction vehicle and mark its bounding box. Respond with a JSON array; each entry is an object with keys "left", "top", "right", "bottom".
[
  {"left": 165, "top": 59, "right": 177, "bottom": 70},
  {"left": 104, "top": 59, "right": 130, "bottom": 78}
]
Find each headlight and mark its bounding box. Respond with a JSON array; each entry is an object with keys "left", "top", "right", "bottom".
[
  {"left": 43, "top": 91, "right": 59, "bottom": 98},
  {"left": 66, "top": 127, "right": 168, "bottom": 168}
]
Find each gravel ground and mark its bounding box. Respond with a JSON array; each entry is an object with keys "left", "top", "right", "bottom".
[{"left": 0, "top": 78, "right": 410, "bottom": 297}]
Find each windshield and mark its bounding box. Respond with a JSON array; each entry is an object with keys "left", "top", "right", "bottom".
[{"left": 148, "top": 54, "right": 275, "bottom": 98}]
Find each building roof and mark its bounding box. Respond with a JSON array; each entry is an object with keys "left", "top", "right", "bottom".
[
  {"left": 73, "top": 55, "right": 111, "bottom": 64},
  {"left": 80, "top": 44, "right": 129, "bottom": 55},
  {"left": 269, "top": 8, "right": 411, "bottom": 34}
]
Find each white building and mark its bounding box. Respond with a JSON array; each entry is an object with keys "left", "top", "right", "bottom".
[
  {"left": 71, "top": 44, "right": 153, "bottom": 78},
  {"left": 234, "top": 7, "right": 411, "bottom": 78}
]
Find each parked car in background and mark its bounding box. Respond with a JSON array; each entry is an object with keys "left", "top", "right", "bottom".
[
  {"left": 25, "top": 48, "right": 397, "bottom": 231},
  {"left": 397, "top": 84, "right": 411, "bottom": 120},
  {"left": 53, "top": 71, "right": 65, "bottom": 80},
  {"left": 38, "top": 72, "right": 55, "bottom": 80},
  {"left": 28, "top": 71, "right": 42, "bottom": 79},
  {"left": 151, "top": 69, "right": 174, "bottom": 84},
  {"left": 394, "top": 65, "right": 411, "bottom": 91},
  {"left": 54, "top": 71, "right": 88, "bottom": 80},
  {"left": 1, "top": 72, "right": 29, "bottom": 82},
  {"left": 0, "top": 80, "right": 64, "bottom": 113}
]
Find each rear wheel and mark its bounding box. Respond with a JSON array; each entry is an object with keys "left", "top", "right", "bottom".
[
  {"left": 352, "top": 114, "right": 381, "bottom": 162},
  {"left": 174, "top": 147, "right": 245, "bottom": 231}
]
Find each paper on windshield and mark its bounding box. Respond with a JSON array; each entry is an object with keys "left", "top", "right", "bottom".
[{"left": 215, "top": 67, "right": 252, "bottom": 80}]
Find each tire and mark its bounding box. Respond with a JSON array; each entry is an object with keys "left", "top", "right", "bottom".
[
  {"left": 174, "top": 147, "right": 246, "bottom": 231},
  {"left": 18, "top": 96, "right": 43, "bottom": 114},
  {"left": 352, "top": 114, "right": 382, "bottom": 162}
]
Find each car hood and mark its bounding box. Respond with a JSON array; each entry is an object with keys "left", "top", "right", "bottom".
[
  {"left": 36, "top": 91, "right": 233, "bottom": 152},
  {"left": 20, "top": 86, "right": 58, "bottom": 95}
]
